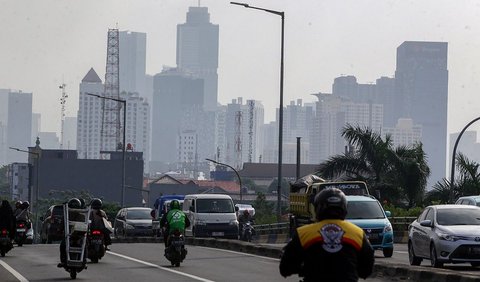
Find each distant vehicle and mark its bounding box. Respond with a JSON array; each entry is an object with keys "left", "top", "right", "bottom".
[
  {"left": 345, "top": 195, "right": 394, "bottom": 257},
  {"left": 235, "top": 204, "right": 255, "bottom": 217},
  {"left": 408, "top": 204, "right": 480, "bottom": 268},
  {"left": 289, "top": 176, "right": 370, "bottom": 235},
  {"left": 114, "top": 207, "right": 153, "bottom": 237},
  {"left": 152, "top": 195, "right": 185, "bottom": 236},
  {"left": 455, "top": 196, "right": 480, "bottom": 207},
  {"left": 183, "top": 194, "right": 238, "bottom": 239},
  {"left": 40, "top": 205, "right": 64, "bottom": 243}
]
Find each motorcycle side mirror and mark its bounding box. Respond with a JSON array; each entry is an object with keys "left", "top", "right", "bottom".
[{"left": 235, "top": 206, "right": 239, "bottom": 212}]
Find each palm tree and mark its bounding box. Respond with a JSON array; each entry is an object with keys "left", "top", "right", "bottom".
[{"left": 318, "top": 124, "right": 430, "bottom": 206}]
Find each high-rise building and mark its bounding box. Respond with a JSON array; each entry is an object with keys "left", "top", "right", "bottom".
[
  {"left": 77, "top": 68, "right": 103, "bottom": 159},
  {"left": 63, "top": 116, "right": 77, "bottom": 150},
  {"left": 223, "top": 98, "right": 264, "bottom": 168},
  {"left": 122, "top": 91, "right": 150, "bottom": 163},
  {"left": 383, "top": 118, "right": 422, "bottom": 147},
  {"left": 119, "top": 31, "right": 147, "bottom": 96},
  {"left": 0, "top": 90, "right": 33, "bottom": 165},
  {"left": 395, "top": 41, "right": 448, "bottom": 184},
  {"left": 177, "top": 6, "right": 219, "bottom": 111},
  {"left": 151, "top": 67, "right": 204, "bottom": 167},
  {"left": 37, "top": 132, "right": 60, "bottom": 149},
  {"left": 31, "top": 113, "right": 41, "bottom": 140},
  {"left": 309, "top": 93, "right": 383, "bottom": 163}
]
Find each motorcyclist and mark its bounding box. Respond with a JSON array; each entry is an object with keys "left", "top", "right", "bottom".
[
  {"left": 159, "top": 200, "right": 190, "bottom": 249},
  {"left": 279, "top": 188, "right": 374, "bottom": 282},
  {"left": 15, "top": 201, "right": 32, "bottom": 227},
  {"left": 13, "top": 201, "right": 22, "bottom": 217},
  {"left": 88, "top": 198, "right": 112, "bottom": 249},
  {"left": 0, "top": 200, "right": 15, "bottom": 240},
  {"left": 238, "top": 209, "right": 253, "bottom": 238},
  {"left": 58, "top": 198, "right": 86, "bottom": 268}
]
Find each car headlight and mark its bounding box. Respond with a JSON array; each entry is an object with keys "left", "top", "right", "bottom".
[
  {"left": 196, "top": 220, "right": 207, "bottom": 226},
  {"left": 229, "top": 219, "right": 239, "bottom": 226},
  {"left": 437, "top": 232, "right": 460, "bottom": 241},
  {"left": 125, "top": 224, "right": 135, "bottom": 230},
  {"left": 384, "top": 223, "right": 392, "bottom": 233}
]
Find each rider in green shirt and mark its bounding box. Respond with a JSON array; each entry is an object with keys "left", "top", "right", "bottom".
[{"left": 160, "top": 200, "right": 190, "bottom": 248}]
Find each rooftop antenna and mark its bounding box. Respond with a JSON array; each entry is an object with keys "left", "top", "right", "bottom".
[{"left": 59, "top": 82, "right": 68, "bottom": 149}]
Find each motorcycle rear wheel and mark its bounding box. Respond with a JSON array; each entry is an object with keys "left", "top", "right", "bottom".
[{"left": 70, "top": 269, "right": 77, "bottom": 279}]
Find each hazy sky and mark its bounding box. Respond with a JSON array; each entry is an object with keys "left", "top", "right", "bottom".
[{"left": 2, "top": 0, "right": 480, "bottom": 137}]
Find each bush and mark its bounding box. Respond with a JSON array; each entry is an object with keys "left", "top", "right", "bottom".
[{"left": 382, "top": 203, "right": 423, "bottom": 217}]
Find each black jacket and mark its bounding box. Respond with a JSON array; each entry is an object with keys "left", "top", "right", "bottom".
[{"left": 279, "top": 219, "right": 374, "bottom": 282}]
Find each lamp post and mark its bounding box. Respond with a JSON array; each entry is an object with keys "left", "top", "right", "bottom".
[
  {"left": 449, "top": 116, "right": 480, "bottom": 203},
  {"left": 86, "top": 93, "right": 127, "bottom": 207},
  {"left": 9, "top": 146, "right": 40, "bottom": 243},
  {"left": 206, "top": 158, "right": 243, "bottom": 202},
  {"left": 231, "top": 2, "right": 284, "bottom": 222}
]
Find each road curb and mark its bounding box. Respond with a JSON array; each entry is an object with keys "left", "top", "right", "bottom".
[{"left": 111, "top": 237, "right": 480, "bottom": 281}]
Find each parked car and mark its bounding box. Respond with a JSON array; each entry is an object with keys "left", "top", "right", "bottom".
[
  {"left": 455, "top": 196, "right": 480, "bottom": 207},
  {"left": 408, "top": 204, "right": 480, "bottom": 268},
  {"left": 114, "top": 207, "right": 153, "bottom": 237},
  {"left": 345, "top": 195, "right": 394, "bottom": 257},
  {"left": 40, "top": 205, "right": 64, "bottom": 243}
]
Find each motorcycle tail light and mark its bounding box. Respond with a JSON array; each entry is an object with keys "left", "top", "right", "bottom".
[
  {"left": 1, "top": 229, "right": 7, "bottom": 235},
  {"left": 19, "top": 223, "right": 25, "bottom": 228},
  {"left": 92, "top": 230, "right": 102, "bottom": 235}
]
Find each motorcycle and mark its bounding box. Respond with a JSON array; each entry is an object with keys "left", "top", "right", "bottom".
[
  {"left": 87, "top": 229, "right": 106, "bottom": 263},
  {"left": 241, "top": 221, "right": 255, "bottom": 242},
  {"left": 0, "top": 228, "right": 13, "bottom": 257},
  {"left": 14, "top": 220, "right": 29, "bottom": 246},
  {"left": 165, "top": 230, "right": 187, "bottom": 267}
]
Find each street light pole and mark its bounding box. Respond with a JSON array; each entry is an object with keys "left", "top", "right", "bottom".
[
  {"left": 206, "top": 158, "right": 242, "bottom": 202},
  {"left": 449, "top": 116, "right": 480, "bottom": 203},
  {"left": 231, "top": 2, "right": 284, "bottom": 222},
  {"left": 9, "top": 146, "right": 40, "bottom": 243},
  {"left": 86, "top": 93, "right": 127, "bottom": 207}
]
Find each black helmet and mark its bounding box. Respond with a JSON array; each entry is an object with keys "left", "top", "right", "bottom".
[
  {"left": 68, "top": 198, "right": 82, "bottom": 209},
  {"left": 21, "top": 201, "right": 30, "bottom": 209},
  {"left": 90, "top": 198, "right": 102, "bottom": 210},
  {"left": 314, "top": 188, "right": 347, "bottom": 221},
  {"left": 170, "top": 200, "right": 181, "bottom": 210}
]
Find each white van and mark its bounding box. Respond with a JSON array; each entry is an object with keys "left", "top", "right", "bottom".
[{"left": 183, "top": 194, "right": 239, "bottom": 239}]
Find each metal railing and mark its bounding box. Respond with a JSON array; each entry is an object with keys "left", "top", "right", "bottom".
[{"left": 252, "top": 217, "right": 417, "bottom": 235}]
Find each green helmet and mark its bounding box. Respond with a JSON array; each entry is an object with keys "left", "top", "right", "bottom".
[{"left": 170, "top": 200, "right": 181, "bottom": 210}]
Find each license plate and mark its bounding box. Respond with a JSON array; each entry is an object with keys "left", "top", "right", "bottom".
[
  {"left": 16, "top": 229, "right": 26, "bottom": 232},
  {"left": 366, "top": 233, "right": 379, "bottom": 240},
  {"left": 212, "top": 232, "right": 224, "bottom": 236},
  {"left": 91, "top": 239, "right": 103, "bottom": 244}
]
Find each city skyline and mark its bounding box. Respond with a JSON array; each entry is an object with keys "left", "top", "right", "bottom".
[{"left": 2, "top": 0, "right": 480, "bottom": 137}]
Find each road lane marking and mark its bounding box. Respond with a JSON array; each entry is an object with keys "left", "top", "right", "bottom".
[
  {"left": 107, "top": 251, "right": 215, "bottom": 282},
  {"left": 197, "top": 246, "right": 280, "bottom": 261},
  {"left": 395, "top": 251, "right": 408, "bottom": 254},
  {"left": 0, "top": 260, "right": 29, "bottom": 282}
]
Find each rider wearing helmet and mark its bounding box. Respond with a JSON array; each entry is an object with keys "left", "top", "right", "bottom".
[
  {"left": 238, "top": 209, "right": 253, "bottom": 238},
  {"left": 159, "top": 200, "right": 190, "bottom": 248},
  {"left": 58, "top": 198, "right": 85, "bottom": 268},
  {"left": 89, "top": 198, "right": 112, "bottom": 248},
  {"left": 279, "top": 188, "right": 374, "bottom": 282}
]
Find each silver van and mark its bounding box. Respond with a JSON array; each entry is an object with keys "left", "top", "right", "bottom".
[{"left": 183, "top": 194, "right": 239, "bottom": 239}]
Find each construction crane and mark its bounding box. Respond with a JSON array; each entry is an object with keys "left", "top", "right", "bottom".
[
  {"left": 247, "top": 100, "right": 254, "bottom": 163},
  {"left": 234, "top": 110, "right": 242, "bottom": 169},
  {"left": 59, "top": 83, "right": 68, "bottom": 149}
]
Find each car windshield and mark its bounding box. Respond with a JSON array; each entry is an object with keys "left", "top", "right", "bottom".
[
  {"left": 437, "top": 208, "right": 480, "bottom": 226},
  {"left": 197, "top": 199, "right": 234, "bottom": 213},
  {"left": 346, "top": 201, "right": 385, "bottom": 219},
  {"left": 126, "top": 209, "right": 151, "bottom": 220}
]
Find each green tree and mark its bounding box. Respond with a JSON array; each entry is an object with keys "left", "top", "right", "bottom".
[
  {"left": 252, "top": 192, "right": 275, "bottom": 224},
  {"left": 318, "top": 125, "right": 430, "bottom": 206}
]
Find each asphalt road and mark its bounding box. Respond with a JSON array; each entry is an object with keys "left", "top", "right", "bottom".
[{"left": 0, "top": 243, "right": 399, "bottom": 281}]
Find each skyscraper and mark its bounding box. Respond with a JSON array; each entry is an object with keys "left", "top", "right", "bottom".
[
  {"left": 395, "top": 41, "right": 448, "bottom": 185},
  {"left": 119, "top": 31, "right": 147, "bottom": 96},
  {"left": 177, "top": 6, "right": 219, "bottom": 111}
]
